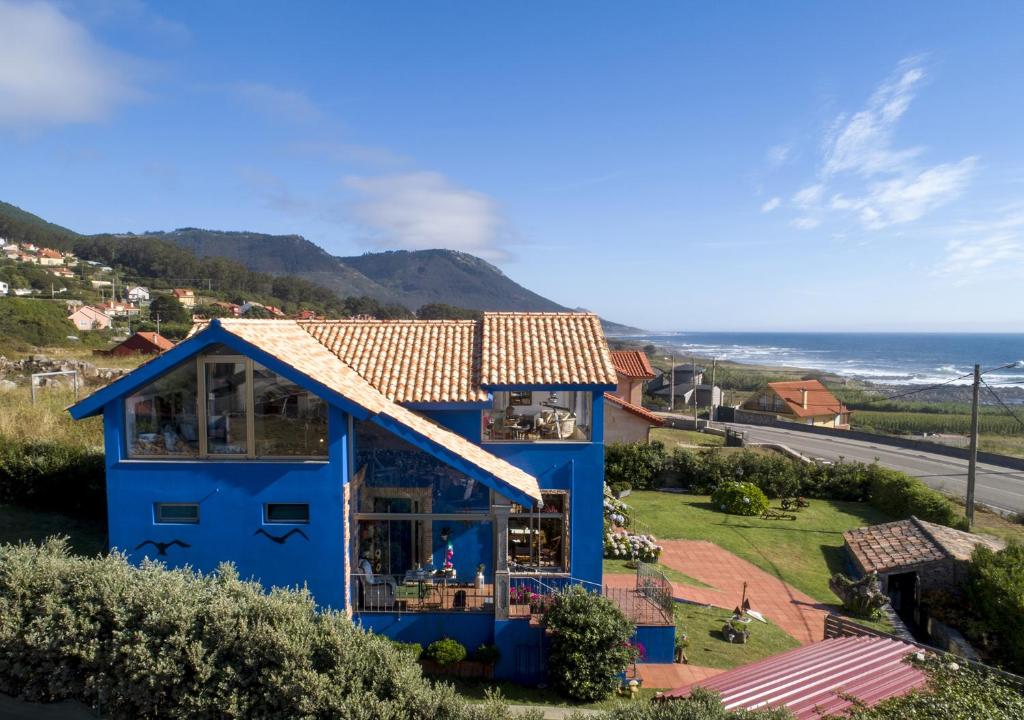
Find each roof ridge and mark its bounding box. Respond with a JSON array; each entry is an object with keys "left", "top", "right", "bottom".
[{"left": 908, "top": 515, "right": 953, "bottom": 560}]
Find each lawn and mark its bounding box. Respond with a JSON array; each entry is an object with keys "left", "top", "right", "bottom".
[
  {"left": 624, "top": 491, "right": 891, "bottom": 606},
  {"left": 0, "top": 504, "right": 106, "bottom": 556},
  {"left": 675, "top": 602, "right": 799, "bottom": 670},
  {"left": 603, "top": 557, "right": 712, "bottom": 588},
  {"left": 650, "top": 428, "right": 724, "bottom": 448}
]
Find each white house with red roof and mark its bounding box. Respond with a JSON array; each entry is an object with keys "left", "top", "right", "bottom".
[{"left": 604, "top": 350, "right": 664, "bottom": 443}]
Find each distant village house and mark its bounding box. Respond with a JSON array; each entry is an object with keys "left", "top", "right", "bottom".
[
  {"left": 172, "top": 288, "right": 196, "bottom": 308},
  {"left": 126, "top": 286, "right": 150, "bottom": 303},
  {"left": 68, "top": 305, "right": 112, "bottom": 331},
  {"left": 738, "top": 379, "right": 850, "bottom": 429},
  {"left": 101, "top": 331, "right": 175, "bottom": 357}
]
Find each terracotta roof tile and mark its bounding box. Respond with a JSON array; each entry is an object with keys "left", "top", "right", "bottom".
[
  {"left": 610, "top": 350, "right": 656, "bottom": 379},
  {"left": 134, "top": 331, "right": 175, "bottom": 351},
  {"left": 302, "top": 320, "right": 485, "bottom": 403},
  {"left": 844, "top": 517, "right": 1005, "bottom": 574},
  {"left": 481, "top": 312, "right": 617, "bottom": 387},
  {"left": 604, "top": 392, "right": 665, "bottom": 425},
  {"left": 764, "top": 380, "right": 848, "bottom": 418}
]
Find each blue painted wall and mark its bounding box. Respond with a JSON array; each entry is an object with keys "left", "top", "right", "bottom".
[
  {"left": 356, "top": 612, "right": 495, "bottom": 652},
  {"left": 102, "top": 400, "right": 351, "bottom": 610},
  {"left": 633, "top": 624, "right": 676, "bottom": 664},
  {"left": 423, "top": 391, "right": 606, "bottom": 585}
]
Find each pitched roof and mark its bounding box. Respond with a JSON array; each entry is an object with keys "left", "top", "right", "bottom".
[
  {"left": 659, "top": 636, "right": 927, "bottom": 719},
  {"left": 765, "top": 380, "right": 848, "bottom": 418},
  {"left": 172, "top": 288, "right": 194, "bottom": 297},
  {"left": 610, "top": 350, "right": 656, "bottom": 379},
  {"left": 845, "top": 517, "right": 1005, "bottom": 574},
  {"left": 603, "top": 393, "right": 665, "bottom": 426},
  {"left": 481, "top": 312, "right": 617, "bottom": 387},
  {"left": 133, "top": 331, "right": 175, "bottom": 351},
  {"left": 303, "top": 319, "right": 485, "bottom": 403}
]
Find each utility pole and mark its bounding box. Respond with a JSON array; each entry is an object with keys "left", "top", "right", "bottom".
[
  {"left": 692, "top": 357, "right": 698, "bottom": 426},
  {"left": 966, "top": 363, "right": 981, "bottom": 528},
  {"left": 669, "top": 354, "right": 676, "bottom": 412},
  {"left": 155, "top": 312, "right": 161, "bottom": 337},
  {"left": 711, "top": 357, "right": 718, "bottom": 422}
]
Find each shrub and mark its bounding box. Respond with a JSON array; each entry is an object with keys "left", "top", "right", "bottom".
[
  {"left": 391, "top": 640, "right": 424, "bottom": 662},
  {"left": 0, "top": 439, "right": 106, "bottom": 519},
  {"left": 966, "top": 542, "right": 1024, "bottom": 674},
  {"left": 0, "top": 539, "right": 488, "bottom": 719},
  {"left": 424, "top": 638, "right": 467, "bottom": 666},
  {"left": 605, "top": 442, "right": 667, "bottom": 491},
  {"left": 473, "top": 644, "right": 501, "bottom": 666},
  {"left": 604, "top": 530, "right": 662, "bottom": 562},
  {"left": 541, "top": 585, "right": 637, "bottom": 702},
  {"left": 711, "top": 481, "right": 769, "bottom": 516},
  {"left": 868, "top": 468, "right": 966, "bottom": 529}
]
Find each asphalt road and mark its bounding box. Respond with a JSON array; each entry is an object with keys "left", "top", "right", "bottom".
[{"left": 723, "top": 422, "right": 1024, "bottom": 515}]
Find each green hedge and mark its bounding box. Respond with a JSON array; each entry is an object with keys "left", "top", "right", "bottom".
[
  {"left": 711, "top": 482, "right": 769, "bottom": 516},
  {"left": 605, "top": 444, "right": 966, "bottom": 529},
  {"left": 0, "top": 439, "right": 106, "bottom": 519},
  {"left": 0, "top": 539, "right": 518, "bottom": 720},
  {"left": 967, "top": 542, "right": 1024, "bottom": 674}
]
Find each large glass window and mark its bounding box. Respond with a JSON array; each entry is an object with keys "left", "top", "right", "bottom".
[
  {"left": 125, "top": 362, "right": 199, "bottom": 457},
  {"left": 508, "top": 492, "right": 568, "bottom": 572},
  {"left": 124, "top": 348, "right": 328, "bottom": 460},
  {"left": 253, "top": 364, "right": 328, "bottom": 456},
  {"left": 205, "top": 361, "right": 248, "bottom": 455},
  {"left": 483, "top": 391, "right": 592, "bottom": 442}
]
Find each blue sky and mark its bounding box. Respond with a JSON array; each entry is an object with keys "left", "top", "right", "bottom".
[{"left": 1, "top": 1, "right": 1023, "bottom": 332}]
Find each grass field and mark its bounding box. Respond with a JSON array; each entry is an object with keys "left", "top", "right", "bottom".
[
  {"left": 675, "top": 602, "right": 799, "bottom": 670},
  {"left": 0, "top": 387, "right": 103, "bottom": 447},
  {"left": 649, "top": 428, "right": 724, "bottom": 448},
  {"left": 0, "top": 504, "right": 106, "bottom": 556},
  {"left": 623, "top": 491, "right": 891, "bottom": 606},
  {"left": 603, "top": 557, "right": 712, "bottom": 588},
  {"left": 851, "top": 409, "right": 1022, "bottom": 436}
]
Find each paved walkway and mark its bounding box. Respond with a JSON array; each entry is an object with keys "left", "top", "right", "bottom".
[
  {"left": 634, "top": 662, "right": 723, "bottom": 689},
  {"left": 608, "top": 539, "right": 830, "bottom": 646}
]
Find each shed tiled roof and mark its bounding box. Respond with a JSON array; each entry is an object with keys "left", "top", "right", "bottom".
[
  {"left": 302, "top": 320, "right": 485, "bottom": 403},
  {"left": 603, "top": 392, "right": 665, "bottom": 425},
  {"left": 660, "top": 636, "right": 927, "bottom": 719},
  {"left": 764, "top": 380, "right": 848, "bottom": 418},
  {"left": 132, "top": 331, "right": 174, "bottom": 351},
  {"left": 481, "top": 312, "right": 617, "bottom": 387},
  {"left": 610, "top": 350, "right": 656, "bottom": 379},
  {"left": 844, "top": 517, "right": 1005, "bottom": 574}
]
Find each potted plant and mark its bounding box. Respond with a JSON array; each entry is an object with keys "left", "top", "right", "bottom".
[{"left": 674, "top": 632, "right": 689, "bottom": 663}]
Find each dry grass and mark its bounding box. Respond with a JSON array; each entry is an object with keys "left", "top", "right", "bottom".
[{"left": 0, "top": 387, "right": 103, "bottom": 448}]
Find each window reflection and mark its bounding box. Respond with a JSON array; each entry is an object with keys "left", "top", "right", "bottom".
[
  {"left": 253, "top": 363, "right": 327, "bottom": 456},
  {"left": 125, "top": 362, "right": 199, "bottom": 457},
  {"left": 205, "top": 361, "right": 248, "bottom": 455}
]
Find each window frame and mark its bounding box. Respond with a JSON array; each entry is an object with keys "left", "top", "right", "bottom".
[
  {"left": 508, "top": 490, "right": 570, "bottom": 573},
  {"left": 154, "top": 502, "right": 200, "bottom": 524},
  {"left": 482, "top": 391, "right": 593, "bottom": 444},
  {"left": 124, "top": 352, "right": 329, "bottom": 462},
  {"left": 264, "top": 502, "right": 311, "bottom": 524}
]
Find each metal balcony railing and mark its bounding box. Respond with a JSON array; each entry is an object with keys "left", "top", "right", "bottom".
[{"left": 352, "top": 573, "right": 494, "bottom": 613}]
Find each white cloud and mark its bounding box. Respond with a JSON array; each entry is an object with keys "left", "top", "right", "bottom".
[
  {"left": 231, "top": 82, "right": 321, "bottom": 124},
  {"left": 857, "top": 157, "right": 976, "bottom": 229},
  {"left": 791, "top": 217, "right": 821, "bottom": 230},
  {"left": 344, "top": 172, "right": 512, "bottom": 260},
  {"left": 792, "top": 184, "right": 825, "bottom": 207},
  {"left": 0, "top": 0, "right": 137, "bottom": 127},
  {"left": 760, "top": 197, "right": 781, "bottom": 213},
  {"left": 931, "top": 205, "right": 1024, "bottom": 283},
  {"left": 824, "top": 58, "right": 926, "bottom": 178},
  {"left": 766, "top": 144, "right": 792, "bottom": 167}
]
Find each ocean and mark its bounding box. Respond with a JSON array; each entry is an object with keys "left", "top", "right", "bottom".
[{"left": 627, "top": 332, "right": 1024, "bottom": 388}]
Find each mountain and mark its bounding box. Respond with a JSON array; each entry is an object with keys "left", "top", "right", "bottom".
[{"left": 0, "top": 201, "right": 642, "bottom": 332}]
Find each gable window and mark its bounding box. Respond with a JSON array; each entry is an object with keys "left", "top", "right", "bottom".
[
  {"left": 126, "top": 362, "right": 199, "bottom": 457},
  {"left": 155, "top": 502, "right": 199, "bottom": 523},
  {"left": 264, "top": 503, "right": 310, "bottom": 524},
  {"left": 483, "top": 391, "right": 592, "bottom": 442},
  {"left": 124, "top": 347, "right": 327, "bottom": 459},
  {"left": 508, "top": 491, "right": 568, "bottom": 572}
]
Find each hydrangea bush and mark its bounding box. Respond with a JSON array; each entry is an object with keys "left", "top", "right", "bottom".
[
  {"left": 604, "top": 529, "right": 662, "bottom": 562},
  {"left": 711, "top": 481, "right": 769, "bottom": 516}
]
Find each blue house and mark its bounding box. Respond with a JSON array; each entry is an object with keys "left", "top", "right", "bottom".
[{"left": 69, "top": 313, "right": 674, "bottom": 679}]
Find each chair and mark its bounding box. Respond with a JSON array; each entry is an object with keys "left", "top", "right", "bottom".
[{"left": 357, "top": 568, "right": 398, "bottom": 609}]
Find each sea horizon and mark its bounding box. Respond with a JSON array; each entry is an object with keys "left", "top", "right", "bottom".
[{"left": 622, "top": 331, "right": 1024, "bottom": 388}]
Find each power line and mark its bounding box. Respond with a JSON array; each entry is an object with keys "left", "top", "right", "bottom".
[
  {"left": 981, "top": 378, "right": 1024, "bottom": 431},
  {"left": 850, "top": 361, "right": 1023, "bottom": 405}
]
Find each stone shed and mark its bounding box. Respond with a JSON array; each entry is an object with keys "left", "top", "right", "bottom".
[{"left": 844, "top": 516, "right": 1005, "bottom": 618}]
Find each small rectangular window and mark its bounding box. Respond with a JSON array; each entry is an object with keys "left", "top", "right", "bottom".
[
  {"left": 264, "top": 503, "right": 310, "bottom": 524},
  {"left": 155, "top": 503, "right": 199, "bottom": 524}
]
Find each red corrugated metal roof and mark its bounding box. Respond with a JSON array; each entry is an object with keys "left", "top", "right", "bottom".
[
  {"left": 610, "top": 350, "right": 656, "bottom": 379},
  {"left": 659, "top": 636, "right": 927, "bottom": 719}
]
